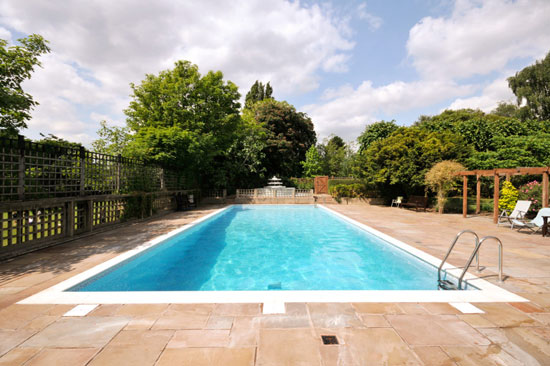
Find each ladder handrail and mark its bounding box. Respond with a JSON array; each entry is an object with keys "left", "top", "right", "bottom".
[
  {"left": 438, "top": 230, "right": 479, "bottom": 282},
  {"left": 458, "top": 236, "right": 503, "bottom": 289}
]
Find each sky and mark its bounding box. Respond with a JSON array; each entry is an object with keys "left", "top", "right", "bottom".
[{"left": 1, "top": 0, "right": 549, "bottom": 145}]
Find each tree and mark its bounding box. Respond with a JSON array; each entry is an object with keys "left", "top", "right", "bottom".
[
  {"left": 244, "top": 80, "right": 273, "bottom": 109},
  {"left": 491, "top": 102, "right": 522, "bottom": 119},
  {"left": 301, "top": 145, "right": 323, "bottom": 177},
  {"left": 425, "top": 160, "right": 465, "bottom": 214},
  {"left": 358, "top": 127, "right": 471, "bottom": 198},
  {"left": 254, "top": 99, "right": 316, "bottom": 178},
  {"left": 1, "top": 34, "right": 50, "bottom": 134},
  {"left": 92, "top": 121, "right": 132, "bottom": 156},
  {"left": 123, "top": 60, "right": 241, "bottom": 186},
  {"left": 508, "top": 51, "right": 550, "bottom": 121},
  {"left": 320, "top": 135, "right": 349, "bottom": 176},
  {"left": 357, "top": 120, "right": 398, "bottom": 152}
]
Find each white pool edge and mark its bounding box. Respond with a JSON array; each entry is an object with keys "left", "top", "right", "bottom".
[{"left": 18, "top": 204, "right": 527, "bottom": 305}]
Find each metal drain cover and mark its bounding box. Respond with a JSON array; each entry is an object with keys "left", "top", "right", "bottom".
[{"left": 321, "top": 335, "right": 339, "bottom": 345}]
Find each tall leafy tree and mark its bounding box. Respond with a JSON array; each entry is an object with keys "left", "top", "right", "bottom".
[
  {"left": 508, "top": 51, "right": 550, "bottom": 121},
  {"left": 358, "top": 127, "right": 471, "bottom": 197},
  {"left": 319, "top": 135, "right": 350, "bottom": 176},
  {"left": 0, "top": 34, "right": 50, "bottom": 135},
  {"left": 357, "top": 120, "right": 398, "bottom": 152},
  {"left": 253, "top": 99, "right": 316, "bottom": 178},
  {"left": 301, "top": 145, "right": 323, "bottom": 177},
  {"left": 92, "top": 120, "right": 132, "bottom": 156},
  {"left": 244, "top": 80, "right": 273, "bottom": 109},
  {"left": 123, "top": 60, "right": 241, "bottom": 186}
]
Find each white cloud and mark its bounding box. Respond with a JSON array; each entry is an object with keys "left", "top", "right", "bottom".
[
  {"left": 308, "top": 0, "right": 550, "bottom": 140},
  {"left": 357, "top": 3, "right": 383, "bottom": 31},
  {"left": 304, "top": 80, "right": 476, "bottom": 140},
  {"left": 0, "top": 0, "right": 354, "bottom": 142},
  {"left": 446, "top": 76, "right": 515, "bottom": 112},
  {"left": 407, "top": 0, "right": 550, "bottom": 80},
  {"left": 0, "top": 26, "right": 11, "bottom": 43}
]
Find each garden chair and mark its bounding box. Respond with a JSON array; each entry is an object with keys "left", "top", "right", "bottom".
[
  {"left": 497, "top": 200, "right": 531, "bottom": 228},
  {"left": 512, "top": 207, "right": 550, "bottom": 234},
  {"left": 391, "top": 196, "right": 403, "bottom": 207}
]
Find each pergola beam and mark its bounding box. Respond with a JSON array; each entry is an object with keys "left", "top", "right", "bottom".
[{"left": 456, "top": 166, "right": 550, "bottom": 219}]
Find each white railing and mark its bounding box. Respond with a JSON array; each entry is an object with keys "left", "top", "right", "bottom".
[
  {"left": 296, "top": 189, "right": 314, "bottom": 197},
  {"left": 236, "top": 188, "right": 313, "bottom": 198},
  {"left": 202, "top": 189, "right": 226, "bottom": 198}
]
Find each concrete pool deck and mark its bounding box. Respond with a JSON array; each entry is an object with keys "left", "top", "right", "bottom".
[{"left": 0, "top": 204, "right": 549, "bottom": 365}]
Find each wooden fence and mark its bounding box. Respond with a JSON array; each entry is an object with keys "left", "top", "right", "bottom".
[{"left": 0, "top": 135, "right": 193, "bottom": 260}]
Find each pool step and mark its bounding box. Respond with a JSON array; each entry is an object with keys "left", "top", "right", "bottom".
[{"left": 438, "top": 279, "right": 458, "bottom": 291}]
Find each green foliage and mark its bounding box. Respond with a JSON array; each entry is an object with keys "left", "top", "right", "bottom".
[
  {"left": 499, "top": 181, "right": 519, "bottom": 212},
  {"left": 301, "top": 145, "right": 323, "bottom": 177},
  {"left": 0, "top": 34, "right": 50, "bottom": 134},
  {"left": 328, "top": 178, "right": 362, "bottom": 187},
  {"left": 357, "top": 120, "right": 398, "bottom": 152},
  {"left": 466, "top": 134, "right": 550, "bottom": 169},
  {"left": 318, "top": 135, "right": 356, "bottom": 176},
  {"left": 36, "top": 133, "right": 83, "bottom": 149},
  {"left": 358, "top": 127, "right": 471, "bottom": 198},
  {"left": 123, "top": 60, "right": 241, "bottom": 187},
  {"left": 219, "top": 115, "right": 267, "bottom": 189},
  {"left": 123, "top": 194, "right": 153, "bottom": 221},
  {"left": 255, "top": 99, "right": 316, "bottom": 178},
  {"left": 508, "top": 51, "right": 550, "bottom": 121},
  {"left": 518, "top": 180, "right": 543, "bottom": 215},
  {"left": 437, "top": 197, "right": 494, "bottom": 214},
  {"left": 330, "top": 183, "right": 368, "bottom": 199},
  {"left": 244, "top": 80, "right": 273, "bottom": 109},
  {"left": 92, "top": 121, "right": 132, "bottom": 156},
  {"left": 288, "top": 177, "right": 314, "bottom": 190},
  {"left": 491, "top": 102, "right": 526, "bottom": 119},
  {"left": 425, "top": 160, "right": 465, "bottom": 214}
]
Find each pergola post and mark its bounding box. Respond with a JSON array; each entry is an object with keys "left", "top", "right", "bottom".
[
  {"left": 462, "top": 176, "right": 468, "bottom": 218},
  {"left": 493, "top": 174, "right": 500, "bottom": 224},
  {"left": 543, "top": 171, "right": 549, "bottom": 208},
  {"left": 476, "top": 175, "right": 481, "bottom": 214}
]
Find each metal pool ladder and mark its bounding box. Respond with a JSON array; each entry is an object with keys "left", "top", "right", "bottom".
[{"left": 438, "top": 230, "right": 503, "bottom": 290}]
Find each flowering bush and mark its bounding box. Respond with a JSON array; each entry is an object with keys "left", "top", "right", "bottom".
[
  {"left": 499, "top": 181, "right": 518, "bottom": 212},
  {"left": 518, "top": 180, "right": 542, "bottom": 214}
]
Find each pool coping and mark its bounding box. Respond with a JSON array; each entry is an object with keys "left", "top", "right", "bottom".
[{"left": 18, "top": 204, "right": 527, "bottom": 305}]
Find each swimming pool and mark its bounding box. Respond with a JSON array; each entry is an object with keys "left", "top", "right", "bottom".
[
  {"left": 19, "top": 205, "right": 526, "bottom": 304},
  {"left": 70, "top": 204, "right": 455, "bottom": 291}
]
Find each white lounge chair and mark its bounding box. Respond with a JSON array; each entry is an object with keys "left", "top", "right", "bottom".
[
  {"left": 512, "top": 207, "right": 550, "bottom": 234},
  {"left": 391, "top": 196, "right": 403, "bottom": 207},
  {"left": 498, "top": 200, "right": 531, "bottom": 228}
]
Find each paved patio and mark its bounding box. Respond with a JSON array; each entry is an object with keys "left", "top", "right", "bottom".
[{"left": 0, "top": 204, "right": 549, "bottom": 365}]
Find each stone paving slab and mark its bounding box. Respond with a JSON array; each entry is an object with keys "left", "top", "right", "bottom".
[
  {"left": 21, "top": 316, "right": 129, "bottom": 348},
  {"left": 0, "top": 204, "right": 549, "bottom": 364}
]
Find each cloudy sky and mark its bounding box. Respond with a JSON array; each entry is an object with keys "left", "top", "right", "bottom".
[{"left": 1, "top": 0, "right": 549, "bottom": 145}]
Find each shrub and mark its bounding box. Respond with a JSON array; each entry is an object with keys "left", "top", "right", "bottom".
[
  {"left": 498, "top": 181, "right": 518, "bottom": 212},
  {"left": 425, "top": 161, "right": 465, "bottom": 214},
  {"left": 518, "top": 180, "right": 542, "bottom": 215},
  {"left": 288, "top": 177, "right": 314, "bottom": 189},
  {"left": 330, "top": 183, "right": 368, "bottom": 199}
]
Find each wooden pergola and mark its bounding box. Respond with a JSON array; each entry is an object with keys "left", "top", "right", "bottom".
[{"left": 456, "top": 167, "right": 550, "bottom": 223}]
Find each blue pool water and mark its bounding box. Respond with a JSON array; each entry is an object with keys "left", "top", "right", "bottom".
[{"left": 70, "top": 205, "right": 453, "bottom": 291}]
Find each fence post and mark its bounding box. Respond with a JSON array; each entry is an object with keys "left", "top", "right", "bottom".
[
  {"left": 236, "top": 189, "right": 240, "bottom": 198},
  {"left": 66, "top": 201, "right": 75, "bottom": 237},
  {"left": 17, "top": 135, "right": 25, "bottom": 200},
  {"left": 86, "top": 199, "right": 93, "bottom": 232},
  {"left": 79, "top": 146, "right": 86, "bottom": 196},
  {"left": 116, "top": 154, "right": 122, "bottom": 194}
]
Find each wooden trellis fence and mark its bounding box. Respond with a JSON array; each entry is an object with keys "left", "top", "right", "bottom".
[{"left": 0, "top": 135, "right": 194, "bottom": 260}]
